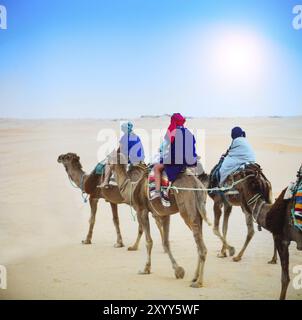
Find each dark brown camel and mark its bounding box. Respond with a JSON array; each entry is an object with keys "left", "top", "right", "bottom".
[
  {"left": 57, "top": 153, "right": 162, "bottom": 250},
  {"left": 232, "top": 163, "right": 302, "bottom": 300},
  {"left": 199, "top": 166, "right": 276, "bottom": 263}
]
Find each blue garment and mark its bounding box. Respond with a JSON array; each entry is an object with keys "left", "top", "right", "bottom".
[
  {"left": 120, "top": 132, "right": 145, "bottom": 164},
  {"left": 219, "top": 137, "right": 256, "bottom": 184},
  {"left": 161, "top": 127, "right": 197, "bottom": 182}
]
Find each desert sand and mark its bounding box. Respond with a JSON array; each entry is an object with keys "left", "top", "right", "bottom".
[{"left": 0, "top": 116, "right": 301, "bottom": 300}]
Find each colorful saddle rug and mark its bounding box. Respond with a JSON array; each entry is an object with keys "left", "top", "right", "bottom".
[
  {"left": 148, "top": 167, "right": 171, "bottom": 207},
  {"left": 292, "top": 181, "right": 302, "bottom": 231}
]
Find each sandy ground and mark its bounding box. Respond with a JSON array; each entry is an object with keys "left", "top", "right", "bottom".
[{"left": 0, "top": 116, "right": 301, "bottom": 300}]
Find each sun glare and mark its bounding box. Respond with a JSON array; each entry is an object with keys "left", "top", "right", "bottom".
[{"left": 204, "top": 28, "right": 267, "bottom": 83}]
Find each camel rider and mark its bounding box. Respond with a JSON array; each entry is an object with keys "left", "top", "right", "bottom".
[
  {"left": 219, "top": 127, "right": 256, "bottom": 185},
  {"left": 152, "top": 113, "right": 197, "bottom": 200},
  {"left": 119, "top": 121, "right": 145, "bottom": 164},
  {"left": 101, "top": 121, "right": 145, "bottom": 188}
]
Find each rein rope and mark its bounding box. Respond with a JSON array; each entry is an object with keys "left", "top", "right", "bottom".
[
  {"left": 129, "top": 180, "right": 136, "bottom": 222},
  {"left": 119, "top": 176, "right": 136, "bottom": 222},
  {"left": 162, "top": 174, "right": 256, "bottom": 193},
  {"left": 68, "top": 172, "right": 89, "bottom": 203},
  {"left": 247, "top": 193, "right": 265, "bottom": 224}
]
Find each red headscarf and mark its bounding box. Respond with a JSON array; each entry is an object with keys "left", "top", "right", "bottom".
[{"left": 166, "top": 113, "right": 186, "bottom": 144}]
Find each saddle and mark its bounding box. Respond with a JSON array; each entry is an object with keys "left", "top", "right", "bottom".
[{"left": 209, "top": 162, "right": 260, "bottom": 197}]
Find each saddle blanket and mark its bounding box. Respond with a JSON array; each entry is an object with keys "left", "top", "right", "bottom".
[
  {"left": 284, "top": 180, "right": 302, "bottom": 231},
  {"left": 293, "top": 183, "right": 302, "bottom": 231}
]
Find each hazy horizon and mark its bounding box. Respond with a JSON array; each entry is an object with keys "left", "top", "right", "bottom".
[{"left": 1, "top": 114, "right": 302, "bottom": 121}]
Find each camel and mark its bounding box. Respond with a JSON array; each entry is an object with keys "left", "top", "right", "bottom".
[
  {"left": 232, "top": 163, "right": 302, "bottom": 299},
  {"left": 57, "top": 152, "right": 158, "bottom": 250},
  {"left": 199, "top": 165, "right": 275, "bottom": 263},
  {"left": 108, "top": 151, "right": 210, "bottom": 288}
]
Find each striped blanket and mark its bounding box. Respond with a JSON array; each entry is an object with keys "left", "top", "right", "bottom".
[
  {"left": 148, "top": 168, "right": 171, "bottom": 207},
  {"left": 292, "top": 182, "right": 302, "bottom": 231}
]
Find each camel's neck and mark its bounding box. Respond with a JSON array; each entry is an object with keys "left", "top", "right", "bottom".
[
  {"left": 113, "top": 164, "right": 131, "bottom": 202},
  {"left": 65, "top": 164, "right": 86, "bottom": 189}
]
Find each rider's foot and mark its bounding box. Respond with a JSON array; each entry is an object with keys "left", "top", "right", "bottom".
[{"left": 150, "top": 190, "right": 161, "bottom": 200}]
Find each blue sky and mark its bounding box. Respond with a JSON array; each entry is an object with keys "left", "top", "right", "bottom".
[{"left": 0, "top": 0, "right": 301, "bottom": 118}]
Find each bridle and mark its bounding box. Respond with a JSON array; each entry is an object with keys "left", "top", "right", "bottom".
[
  {"left": 247, "top": 193, "right": 266, "bottom": 224},
  {"left": 232, "top": 168, "right": 268, "bottom": 226},
  {"left": 65, "top": 164, "right": 88, "bottom": 202}
]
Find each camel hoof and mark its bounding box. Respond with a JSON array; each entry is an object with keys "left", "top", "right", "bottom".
[
  {"left": 138, "top": 269, "right": 151, "bottom": 275},
  {"left": 217, "top": 252, "right": 227, "bottom": 258},
  {"left": 175, "top": 266, "right": 185, "bottom": 279},
  {"left": 228, "top": 246, "right": 236, "bottom": 257},
  {"left": 128, "top": 246, "right": 138, "bottom": 251},
  {"left": 268, "top": 259, "right": 277, "bottom": 265},
  {"left": 233, "top": 256, "right": 242, "bottom": 262},
  {"left": 82, "top": 239, "right": 92, "bottom": 245},
  {"left": 190, "top": 281, "right": 203, "bottom": 288},
  {"left": 114, "top": 242, "right": 124, "bottom": 248}
]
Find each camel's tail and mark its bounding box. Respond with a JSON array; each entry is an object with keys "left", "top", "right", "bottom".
[{"left": 195, "top": 181, "right": 212, "bottom": 227}]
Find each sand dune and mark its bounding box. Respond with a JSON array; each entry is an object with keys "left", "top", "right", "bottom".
[{"left": 0, "top": 117, "right": 301, "bottom": 300}]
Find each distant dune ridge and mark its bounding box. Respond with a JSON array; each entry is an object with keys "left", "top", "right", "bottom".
[{"left": 0, "top": 116, "right": 301, "bottom": 300}]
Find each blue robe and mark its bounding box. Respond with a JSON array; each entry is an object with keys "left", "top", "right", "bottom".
[
  {"left": 120, "top": 132, "right": 145, "bottom": 164},
  {"left": 219, "top": 137, "right": 256, "bottom": 184},
  {"left": 161, "top": 127, "right": 197, "bottom": 182}
]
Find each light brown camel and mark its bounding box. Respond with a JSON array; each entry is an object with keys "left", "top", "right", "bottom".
[
  {"left": 57, "top": 152, "right": 161, "bottom": 250},
  {"left": 109, "top": 151, "right": 210, "bottom": 288},
  {"left": 232, "top": 163, "right": 302, "bottom": 299},
  {"left": 199, "top": 165, "right": 275, "bottom": 263}
]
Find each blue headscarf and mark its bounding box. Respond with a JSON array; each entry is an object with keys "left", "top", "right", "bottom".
[
  {"left": 121, "top": 121, "right": 134, "bottom": 134},
  {"left": 231, "top": 127, "right": 246, "bottom": 140}
]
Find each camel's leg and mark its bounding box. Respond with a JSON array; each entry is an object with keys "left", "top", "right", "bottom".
[
  {"left": 190, "top": 217, "right": 207, "bottom": 288},
  {"left": 82, "top": 197, "right": 98, "bottom": 244},
  {"left": 161, "top": 215, "right": 185, "bottom": 279},
  {"left": 222, "top": 204, "right": 235, "bottom": 257},
  {"left": 154, "top": 217, "right": 166, "bottom": 252},
  {"left": 275, "top": 237, "right": 290, "bottom": 300},
  {"left": 212, "top": 201, "right": 234, "bottom": 258},
  {"left": 110, "top": 203, "right": 124, "bottom": 248},
  {"left": 268, "top": 236, "right": 278, "bottom": 264},
  {"left": 192, "top": 257, "right": 201, "bottom": 283},
  {"left": 177, "top": 196, "right": 207, "bottom": 288},
  {"left": 233, "top": 211, "right": 255, "bottom": 262},
  {"left": 128, "top": 221, "right": 143, "bottom": 251},
  {"left": 137, "top": 210, "right": 153, "bottom": 275}
]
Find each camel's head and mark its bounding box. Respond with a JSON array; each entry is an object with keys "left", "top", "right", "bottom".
[
  {"left": 57, "top": 153, "right": 82, "bottom": 170},
  {"left": 233, "top": 164, "right": 272, "bottom": 205}
]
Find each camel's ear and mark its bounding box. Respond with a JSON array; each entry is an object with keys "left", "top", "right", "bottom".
[{"left": 76, "top": 155, "right": 80, "bottom": 161}]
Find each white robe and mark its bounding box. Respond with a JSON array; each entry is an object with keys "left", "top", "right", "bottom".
[{"left": 219, "top": 137, "right": 256, "bottom": 185}]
